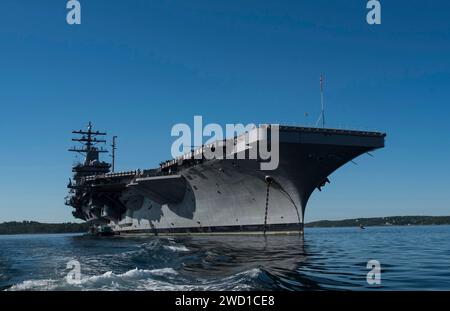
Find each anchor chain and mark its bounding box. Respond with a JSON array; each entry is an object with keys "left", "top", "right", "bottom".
[
  {"left": 263, "top": 178, "right": 272, "bottom": 236},
  {"left": 149, "top": 221, "right": 158, "bottom": 236}
]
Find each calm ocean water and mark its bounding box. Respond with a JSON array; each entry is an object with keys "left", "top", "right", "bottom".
[{"left": 1, "top": 225, "right": 449, "bottom": 291}]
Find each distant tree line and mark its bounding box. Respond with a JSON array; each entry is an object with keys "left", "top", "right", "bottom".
[
  {"left": 305, "top": 216, "right": 450, "bottom": 228},
  {"left": 1, "top": 216, "right": 449, "bottom": 234},
  {"left": 0, "top": 221, "right": 90, "bottom": 235}
]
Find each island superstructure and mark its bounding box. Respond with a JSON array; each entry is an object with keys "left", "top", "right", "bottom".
[{"left": 66, "top": 122, "right": 385, "bottom": 235}]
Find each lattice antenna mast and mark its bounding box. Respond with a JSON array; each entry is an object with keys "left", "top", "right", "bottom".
[
  {"left": 316, "top": 74, "right": 325, "bottom": 128},
  {"left": 68, "top": 122, "right": 108, "bottom": 164},
  {"left": 111, "top": 136, "right": 117, "bottom": 173}
]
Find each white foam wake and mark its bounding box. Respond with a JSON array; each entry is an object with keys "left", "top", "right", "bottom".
[
  {"left": 6, "top": 267, "right": 178, "bottom": 291},
  {"left": 163, "top": 245, "right": 190, "bottom": 252},
  {"left": 7, "top": 279, "right": 59, "bottom": 291},
  {"left": 6, "top": 267, "right": 262, "bottom": 291}
]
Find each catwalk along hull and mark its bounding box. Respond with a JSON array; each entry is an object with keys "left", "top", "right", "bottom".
[{"left": 67, "top": 126, "right": 385, "bottom": 235}]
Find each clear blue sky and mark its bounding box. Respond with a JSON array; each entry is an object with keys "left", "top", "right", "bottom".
[{"left": 0, "top": 0, "right": 449, "bottom": 222}]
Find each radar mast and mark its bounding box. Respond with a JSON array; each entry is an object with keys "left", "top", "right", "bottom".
[{"left": 69, "top": 122, "right": 111, "bottom": 178}]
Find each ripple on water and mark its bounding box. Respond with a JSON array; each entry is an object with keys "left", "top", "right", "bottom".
[{"left": 1, "top": 226, "right": 450, "bottom": 291}]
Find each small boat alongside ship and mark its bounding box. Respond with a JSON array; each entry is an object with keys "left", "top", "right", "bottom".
[{"left": 87, "top": 224, "right": 115, "bottom": 237}]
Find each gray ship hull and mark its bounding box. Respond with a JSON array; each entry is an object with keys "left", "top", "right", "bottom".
[{"left": 72, "top": 126, "right": 385, "bottom": 235}]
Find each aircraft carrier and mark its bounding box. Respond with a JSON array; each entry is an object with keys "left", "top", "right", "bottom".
[{"left": 65, "top": 122, "right": 385, "bottom": 235}]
